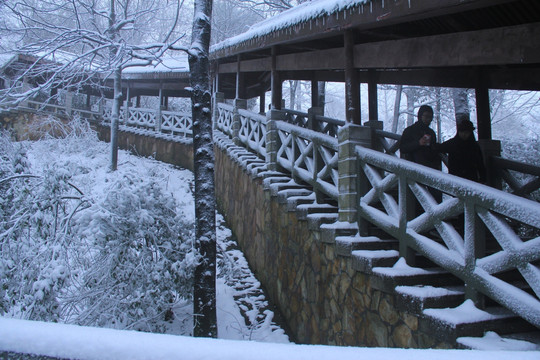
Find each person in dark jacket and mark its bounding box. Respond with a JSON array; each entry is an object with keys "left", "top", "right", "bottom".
[
  {"left": 400, "top": 105, "right": 441, "bottom": 171},
  {"left": 400, "top": 105, "right": 442, "bottom": 205},
  {"left": 436, "top": 117, "right": 486, "bottom": 183}
]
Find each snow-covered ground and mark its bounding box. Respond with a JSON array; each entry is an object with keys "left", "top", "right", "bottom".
[{"left": 1, "top": 132, "right": 539, "bottom": 359}]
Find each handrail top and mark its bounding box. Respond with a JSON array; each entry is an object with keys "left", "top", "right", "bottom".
[
  {"left": 274, "top": 119, "right": 339, "bottom": 149},
  {"left": 356, "top": 145, "right": 540, "bottom": 226}
]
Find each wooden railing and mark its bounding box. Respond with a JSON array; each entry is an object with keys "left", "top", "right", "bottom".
[
  {"left": 214, "top": 101, "right": 540, "bottom": 329},
  {"left": 282, "top": 108, "right": 345, "bottom": 137},
  {"left": 274, "top": 120, "right": 339, "bottom": 200},
  {"left": 355, "top": 145, "right": 540, "bottom": 328},
  {"left": 492, "top": 156, "right": 540, "bottom": 200},
  {"left": 102, "top": 106, "right": 192, "bottom": 137},
  {"left": 23, "top": 100, "right": 101, "bottom": 121},
  {"left": 238, "top": 108, "right": 267, "bottom": 159}
]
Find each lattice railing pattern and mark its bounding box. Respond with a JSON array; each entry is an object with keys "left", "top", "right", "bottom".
[
  {"left": 216, "top": 103, "right": 234, "bottom": 138},
  {"left": 102, "top": 106, "right": 125, "bottom": 123},
  {"left": 161, "top": 110, "right": 192, "bottom": 137},
  {"left": 282, "top": 109, "right": 344, "bottom": 138},
  {"left": 275, "top": 121, "right": 339, "bottom": 200},
  {"left": 126, "top": 108, "right": 156, "bottom": 128},
  {"left": 238, "top": 109, "right": 267, "bottom": 158},
  {"left": 355, "top": 145, "right": 540, "bottom": 328}
]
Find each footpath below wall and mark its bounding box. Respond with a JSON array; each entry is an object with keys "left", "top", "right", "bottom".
[{"left": 213, "top": 134, "right": 452, "bottom": 348}]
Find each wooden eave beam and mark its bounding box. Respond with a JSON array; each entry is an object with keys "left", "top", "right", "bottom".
[
  {"left": 210, "top": 0, "right": 518, "bottom": 59},
  {"left": 216, "top": 22, "right": 540, "bottom": 90}
]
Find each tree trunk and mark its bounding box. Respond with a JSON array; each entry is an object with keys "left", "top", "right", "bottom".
[
  {"left": 391, "top": 85, "right": 402, "bottom": 133},
  {"left": 110, "top": 67, "right": 121, "bottom": 171},
  {"left": 189, "top": 0, "right": 217, "bottom": 338},
  {"left": 452, "top": 88, "right": 470, "bottom": 125},
  {"left": 289, "top": 80, "right": 298, "bottom": 110},
  {"left": 406, "top": 89, "right": 415, "bottom": 127}
]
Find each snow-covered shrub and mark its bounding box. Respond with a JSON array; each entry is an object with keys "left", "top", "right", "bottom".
[
  {"left": 0, "top": 133, "right": 77, "bottom": 321},
  {"left": 1, "top": 127, "right": 197, "bottom": 333},
  {"left": 70, "top": 174, "right": 197, "bottom": 333}
]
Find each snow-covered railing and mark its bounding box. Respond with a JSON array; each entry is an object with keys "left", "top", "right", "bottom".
[
  {"left": 21, "top": 100, "right": 101, "bottom": 121},
  {"left": 492, "top": 156, "right": 540, "bottom": 201},
  {"left": 125, "top": 107, "right": 157, "bottom": 128},
  {"left": 375, "top": 129, "right": 401, "bottom": 156},
  {"left": 273, "top": 120, "right": 339, "bottom": 200},
  {"left": 238, "top": 108, "right": 267, "bottom": 158},
  {"left": 282, "top": 108, "right": 345, "bottom": 137},
  {"left": 216, "top": 102, "right": 234, "bottom": 137},
  {"left": 103, "top": 106, "right": 192, "bottom": 137},
  {"left": 354, "top": 145, "right": 540, "bottom": 328},
  {"left": 161, "top": 109, "right": 192, "bottom": 137}
]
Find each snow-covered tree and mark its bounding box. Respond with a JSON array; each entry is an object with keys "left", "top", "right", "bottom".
[
  {"left": 0, "top": 126, "right": 197, "bottom": 332},
  {"left": 0, "top": 0, "right": 189, "bottom": 171},
  {"left": 189, "top": 0, "right": 218, "bottom": 338}
]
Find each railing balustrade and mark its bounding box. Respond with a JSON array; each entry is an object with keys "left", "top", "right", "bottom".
[
  {"left": 274, "top": 120, "right": 339, "bottom": 200},
  {"left": 238, "top": 108, "right": 267, "bottom": 158},
  {"left": 213, "top": 99, "right": 540, "bottom": 329},
  {"left": 282, "top": 108, "right": 345, "bottom": 137},
  {"left": 216, "top": 103, "right": 234, "bottom": 138},
  {"left": 354, "top": 145, "right": 540, "bottom": 328},
  {"left": 23, "top": 100, "right": 101, "bottom": 121},
  {"left": 103, "top": 106, "right": 192, "bottom": 137},
  {"left": 492, "top": 156, "right": 540, "bottom": 200}
]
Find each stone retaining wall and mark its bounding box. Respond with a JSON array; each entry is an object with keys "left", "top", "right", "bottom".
[
  {"left": 214, "top": 139, "right": 452, "bottom": 348},
  {"left": 96, "top": 125, "right": 194, "bottom": 171}
]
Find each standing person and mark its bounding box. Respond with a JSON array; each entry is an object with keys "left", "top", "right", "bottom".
[
  {"left": 400, "top": 105, "right": 442, "bottom": 205},
  {"left": 436, "top": 116, "right": 486, "bottom": 183},
  {"left": 399, "top": 105, "right": 441, "bottom": 171}
]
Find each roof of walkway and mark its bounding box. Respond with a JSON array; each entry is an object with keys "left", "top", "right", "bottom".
[{"left": 210, "top": 0, "right": 540, "bottom": 99}]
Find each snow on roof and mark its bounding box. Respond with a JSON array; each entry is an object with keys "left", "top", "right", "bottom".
[
  {"left": 0, "top": 53, "right": 17, "bottom": 71},
  {"left": 211, "top": 0, "right": 370, "bottom": 53},
  {"left": 122, "top": 55, "right": 190, "bottom": 74}
]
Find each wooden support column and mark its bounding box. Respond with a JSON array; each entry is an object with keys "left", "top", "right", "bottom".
[
  {"left": 475, "top": 84, "right": 491, "bottom": 140},
  {"left": 368, "top": 70, "right": 378, "bottom": 123},
  {"left": 311, "top": 79, "right": 319, "bottom": 108},
  {"left": 475, "top": 74, "right": 502, "bottom": 188},
  {"left": 367, "top": 69, "right": 384, "bottom": 151},
  {"left": 271, "top": 46, "right": 282, "bottom": 110},
  {"left": 259, "top": 89, "right": 266, "bottom": 114},
  {"left": 236, "top": 54, "right": 245, "bottom": 100},
  {"left": 344, "top": 30, "right": 360, "bottom": 124}
]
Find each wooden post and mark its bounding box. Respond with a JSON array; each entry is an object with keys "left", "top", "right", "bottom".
[
  {"left": 311, "top": 79, "right": 319, "bottom": 108},
  {"left": 236, "top": 54, "right": 245, "bottom": 100},
  {"left": 475, "top": 84, "right": 491, "bottom": 141},
  {"left": 338, "top": 124, "right": 372, "bottom": 228},
  {"left": 124, "top": 85, "right": 130, "bottom": 123},
  {"left": 344, "top": 30, "right": 360, "bottom": 125},
  {"left": 266, "top": 109, "right": 286, "bottom": 171},
  {"left": 367, "top": 70, "right": 384, "bottom": 152},
  {"left": 213, "top": 92, "right": 224, "bottom": 129},
  {"left": 271, "top": 46, "right": 282, "bottom": 110},
  {"left": 475, "top": 78, "right": 502, "bottom": 188},
  {"left": 232, "top": 98, "right": 247, "bottom": 146},
  {"left": 156, "top": 86, "right": 162, "bottom": 132},
  {"left": 259, "top": 90, "right": 266, "bottom": 114}
]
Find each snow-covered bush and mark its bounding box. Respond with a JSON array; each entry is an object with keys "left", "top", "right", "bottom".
[
  {"left": 1, "top": 123, "right": 197, "bottom": 333},
  {"left": 0, "top": 134, "right": 76, "bottom": 322},
  {"left": 70, "top": 174, "right": 197, "bottom": 333}
]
